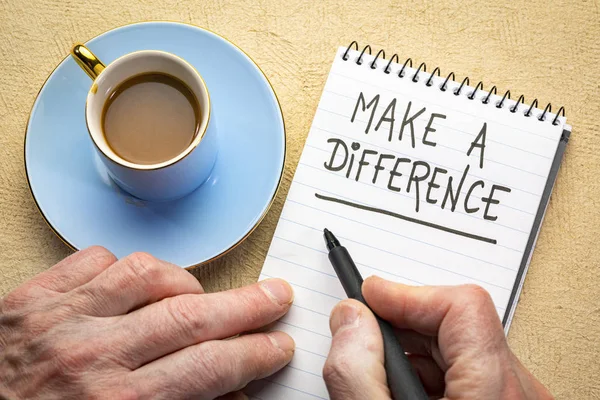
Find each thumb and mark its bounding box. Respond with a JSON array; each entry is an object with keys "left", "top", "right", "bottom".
[{"left": 323, "top": 299, "right": 391, "bottom": 400}]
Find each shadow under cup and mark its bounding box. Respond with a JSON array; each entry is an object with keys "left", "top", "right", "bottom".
[{"left": 84, "top": 50, "right": 218, "bottom": 202}]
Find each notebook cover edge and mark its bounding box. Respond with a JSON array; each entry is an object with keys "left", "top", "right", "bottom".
[{"left": 502, "top": 127, "right": 571, "bottom": 333}]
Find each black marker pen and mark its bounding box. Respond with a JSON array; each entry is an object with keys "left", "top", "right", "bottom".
[{"left": 323, "top": 228, "right": 428, "bottom": 400}]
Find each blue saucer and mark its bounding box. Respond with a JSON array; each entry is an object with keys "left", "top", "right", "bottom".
[{"left": 25, "top": 22, "right": 285, "bottom": 268}]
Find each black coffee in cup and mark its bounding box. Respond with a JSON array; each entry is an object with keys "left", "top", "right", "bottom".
[{"left": 101, "top": 72, "right": 200, "bottom": 165}]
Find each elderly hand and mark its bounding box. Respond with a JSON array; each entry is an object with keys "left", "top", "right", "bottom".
[
  {"left": 0, "top": 247, "right": 294, "bottom": 400},
  {"left": 323, "top": 276, "right": 553, "bottom": 400}
]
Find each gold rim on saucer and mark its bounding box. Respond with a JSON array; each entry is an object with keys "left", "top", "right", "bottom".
[{"left": 23, "top": 21, "right": 287, "bottom": 270}]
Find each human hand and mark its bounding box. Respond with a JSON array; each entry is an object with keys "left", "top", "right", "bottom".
[
  {"left": 323, "top": 276, "right": 553, "bottom": 399},
  {"left": 0, "top": 247, "right": 295, "bottom": 400}
]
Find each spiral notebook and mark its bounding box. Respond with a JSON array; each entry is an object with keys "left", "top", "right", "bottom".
[{"left": 248, "top": 43, "right": 570, "bottom": 400}]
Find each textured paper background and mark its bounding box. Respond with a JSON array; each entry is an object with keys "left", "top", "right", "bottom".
[{"left": 0, "top": 0, "right": 598, "bottom": 397}]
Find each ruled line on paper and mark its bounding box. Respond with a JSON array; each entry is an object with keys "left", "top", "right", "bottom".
[
  {"left": 268, "top": 254, "right": 338, "bottom": 278},
  {"left": 295, "top": 347, "right": 327, "bottom": 359},
  {"left": 261, "top": 272, "right": 344, "bottom": 300},
  {"left": 291, "top": 303, "right": 331, "bottom": 317},
  {"left": 263, "top": 379, "right": 328, "bottom": 400},
  {"left": 268, "top": 251, "right": 427, "bottom": 285},
  {"left": 315, "top": 192, "right": 497, "bottom": 244},
  {"left": 287, "top": 365, "right": 324, "bottom": 378},
  {"left": 273, "top": 220, "right": 514, "bottom": 291}
]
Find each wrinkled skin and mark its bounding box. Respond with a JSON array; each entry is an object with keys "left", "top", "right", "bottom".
[
  {"left": 0, "top": 247, "right": 295, "bottom": 400},
  {"left": 323, "top": 276, "right": 554, "bottom": 400}
]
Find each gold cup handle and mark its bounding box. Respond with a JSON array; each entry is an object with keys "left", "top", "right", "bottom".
[{"left": 71, "top": 44, "right": 106, "bottom": 80}]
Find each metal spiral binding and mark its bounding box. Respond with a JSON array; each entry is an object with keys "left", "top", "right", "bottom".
[{"left": 343, "top": 41, "right": 565, "bottom": 126}]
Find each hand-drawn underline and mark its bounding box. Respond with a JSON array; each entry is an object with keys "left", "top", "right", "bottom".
[{"left": 314, "top": 193, "right": 497, "bottom": 245}]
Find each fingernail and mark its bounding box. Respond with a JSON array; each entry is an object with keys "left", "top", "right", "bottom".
[
  {"left": 260, "top": 279, "right": 294, "bottom": 305},
  {"left": 330, "top": 301, "right": 360, "bottom": 335},
  {"left": 364, "top": 275, "right": 385, "bottom": 285},
  {"left": 268, "top": 331, "right": 295, "bottom": 353}
]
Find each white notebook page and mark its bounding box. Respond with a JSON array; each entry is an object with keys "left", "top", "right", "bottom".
[{"left": 248, "top": 47, "right": 566, "bottom": 400}]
